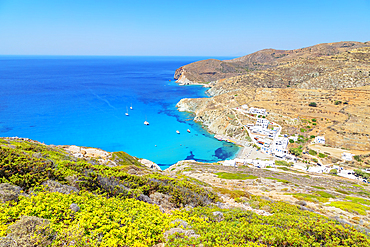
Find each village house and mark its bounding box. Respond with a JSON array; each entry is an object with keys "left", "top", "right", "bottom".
[
  {"left": 249, "top": 107, "right": 267, "bottom": 116},
  {"left": 313, "top": 136, "right": 325, "bottom": 144},
  {"left": 256, "top": 118, "right": 269, "bottom": 129},
  {"left": 342, "top": 152, "right": 353, "bottom": 162}
]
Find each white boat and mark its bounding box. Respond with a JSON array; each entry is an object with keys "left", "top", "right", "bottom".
[
  {"left": 144, "top": 121, "right": 149, "bottom": 125},
  {"left": 130, "top": 103, "right": 133, "bottom": 110},
  {"left": 125, "top": 107, "right": 129, "bottom": 116},
  {"left": 187, "top": 129, "right": 191, "bottom": 133},
  {"left": 176, "top": 130, "right": 180, "bottom": 134}
]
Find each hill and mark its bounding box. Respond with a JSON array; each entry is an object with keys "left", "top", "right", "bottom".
[
  {"left": 174, "top": 41, "right": 370, "bottom": 85},
  {"left": 1, "top": 137, "right": 370, "bottom": 246},
  {"left": 175, "top": 42, "right": 370, "bottom": 154}
]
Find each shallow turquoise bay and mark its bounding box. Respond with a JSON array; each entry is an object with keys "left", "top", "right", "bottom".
[{"left": 0, "top": 56, "right": 239, "bottom": 168}]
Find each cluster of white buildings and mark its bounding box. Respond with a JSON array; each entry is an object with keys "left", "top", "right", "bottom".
[
  {"left": 239, "top": 105, "right": 267, "bottom": 116},
  {"left": 223, "top": 158, "right": 275, "bottom": 168}
]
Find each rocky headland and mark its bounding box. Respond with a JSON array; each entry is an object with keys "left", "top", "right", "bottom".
[{"left": 175, "top": 41, "right": 370, "bottom": 165}]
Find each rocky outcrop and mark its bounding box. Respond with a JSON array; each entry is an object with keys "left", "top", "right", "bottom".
[
  {"left": 139, "top": 159, "right": 161, "bottom": 171},
  {"left": 177, "top": 97, "right": 248, "bottom": 141}
]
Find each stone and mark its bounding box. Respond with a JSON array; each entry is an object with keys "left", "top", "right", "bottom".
[
  {"left": 295, "top": 200, "right": 307, "bottom": 206},
  {"left": 212, "top": 211, "right": 224, "bottom": 222},
  {"left": 139, "top": 159, "right": 161, "bottom": 171},
  {"left": 0, "top": 183, "right": 22, "bottom": 203},
  {"left": 69, "top": 203, "right": 80, "bottom": 212}
]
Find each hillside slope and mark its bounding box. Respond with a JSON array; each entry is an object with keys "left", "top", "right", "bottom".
[
  {"left": 1, "top": 138, "right": 370, "bottom": 246},
  {"left": 174, "top": 41, "right": 370, "bottom": 85}
]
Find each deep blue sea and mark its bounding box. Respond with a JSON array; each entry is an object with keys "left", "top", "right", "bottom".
[{"left": 0, "top": 56, "right": 239, "bottom": 168}]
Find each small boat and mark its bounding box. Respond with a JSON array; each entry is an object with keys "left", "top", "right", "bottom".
[
  {"left": 144, "top": 121, "right": 149, "bottom": 125},
  {"left": 125, "top": 107, "right": 129, "bottom": 116},
  {"left": 187, "top": 129, "right": 191, "bottom": 133},
  {"left": 130, "top": 103, "right": 133, "bottom": 110},
  {"left": 176, "top": 130, "right": 180, "bottom": 134}
]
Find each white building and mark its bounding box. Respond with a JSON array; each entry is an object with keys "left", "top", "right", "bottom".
[
  {"left": 313, "top": 136, "right": 325, "bottom": 144},
  {"left": 272, "top": 137, "right": 289, "bottom": 158},
  {"left": 249, "top": 107, "right": 267, "bottom": 116},
  {"left": 342, "top": 152, "right": 353, "bottom": 162},
  {"left": 223, "top": 160, "right": 237, "bottom": 167},
  {"left": 256, "top": 118, "right": 269, "bottom": 129}
]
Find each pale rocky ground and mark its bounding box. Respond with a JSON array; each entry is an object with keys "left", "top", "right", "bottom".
[{"left": 166, "top": 161, "right": 370, "bottom": 231}]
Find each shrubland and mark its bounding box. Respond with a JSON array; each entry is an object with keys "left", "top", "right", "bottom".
[{"left": 1, "top": 138, "right": 370, "bottom": 246}]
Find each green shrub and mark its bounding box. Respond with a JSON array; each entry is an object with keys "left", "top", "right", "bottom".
[
  {"left": 289, "top": 139, "right": 294, "bottom": 143},
  {"left": 329, "top": 169, "right": 337, "bottom": 175},
  {"left": 318, "top": 153, "right": 327, "bottom": 158},
  {"left": 309, "top": 102, "right": 317, "bottom": 107},
  {"left": 311, "top": 119, "right": 317, "bottom": 122},
  {"left": 289, "top": 148, "right": 302, "bottom": 157},
  {"left": 308, "top": 150, "right": 317, "bottom": 156},
  {"left": 216, "top": 172, "right": 258, "bottom": 180}
]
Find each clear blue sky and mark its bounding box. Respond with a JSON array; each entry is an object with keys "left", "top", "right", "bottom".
[{"left": 0, "top": 0, "right": 369, "bottom": 56}]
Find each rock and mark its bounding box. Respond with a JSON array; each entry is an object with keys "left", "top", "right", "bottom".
[
  {"left": 163, "top": 228, "right": 200, "bottom": 241},
  {"left": 295, "top": 200, "right": 307, "bottom": 206},
  {"left": 69, "top": 203, "right": 80, "bottom": 212},
  {"left": 137, "top": 194, "right": 153, "bottom": 204},
  {"left": 66, "top": 145, "right": 81, "bottom": 153},
  {"left": 42, "top": 180, "right": 79, "bottom": 194},
  {"left": 212, "top": 211, "right": 224, "bottom": 222},
  {"left": 170, "top": 219, "right": 189, "bottom": 228},
  {"left": 0, "top": 183, "right": 22, "bottom": 203},
  {"left": 5, "top": 216, "right": 54, "bottom": 247},
  {"left": 139, "top": 159, "right": 161, "bottom": 171}
]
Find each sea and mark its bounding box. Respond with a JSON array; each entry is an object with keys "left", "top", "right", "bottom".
[{"left": 0, "top": 56, "right": 240, "bottom": 169}]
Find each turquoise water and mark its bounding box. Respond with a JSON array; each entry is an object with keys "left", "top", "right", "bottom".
[{"left": 0, "top": 56, "right": 239, "bottom": 168}]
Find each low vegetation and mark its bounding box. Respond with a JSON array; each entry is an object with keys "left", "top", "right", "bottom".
[{"left": 1, "top": 138, "right": 370, "bottom": 246}]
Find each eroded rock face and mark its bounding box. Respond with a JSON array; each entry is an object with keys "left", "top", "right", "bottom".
[{"left": 0, "top": 183, "right": 23, "bottom": 203}]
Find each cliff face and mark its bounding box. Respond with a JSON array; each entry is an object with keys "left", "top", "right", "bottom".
[
  {"left": 177, "top": 97, "right": 248, "bottom": 140},
  {"left": 175, "top": 43, "right": 370, "bottom": 152}
]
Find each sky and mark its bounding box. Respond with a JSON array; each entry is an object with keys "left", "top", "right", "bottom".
[{"left": 0, "top": 0, "right": 369, "bottom": 56}]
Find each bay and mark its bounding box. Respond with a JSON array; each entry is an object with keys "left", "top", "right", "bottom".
[{"left": 0, "top": 56, "right": 239, "bottom": 168}]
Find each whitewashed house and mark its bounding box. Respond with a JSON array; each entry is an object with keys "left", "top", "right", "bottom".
[
  {"left": 272, "top": 137, "right": 289, "bottom": 158},
  {"left": 223, "top": 159, "right": 237, "bottom": 167},
  {"left": 342, "top": 152, "right": 353, "bottom": 162},
  {"left": 249, "top": 107, "right": 267, "bottom": 116},
  {"left": 256, "top": 118, "right": 269, "bottom": 129},
  {"left": 313, "top": 136, "right": 325, "bottom": 144}
]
